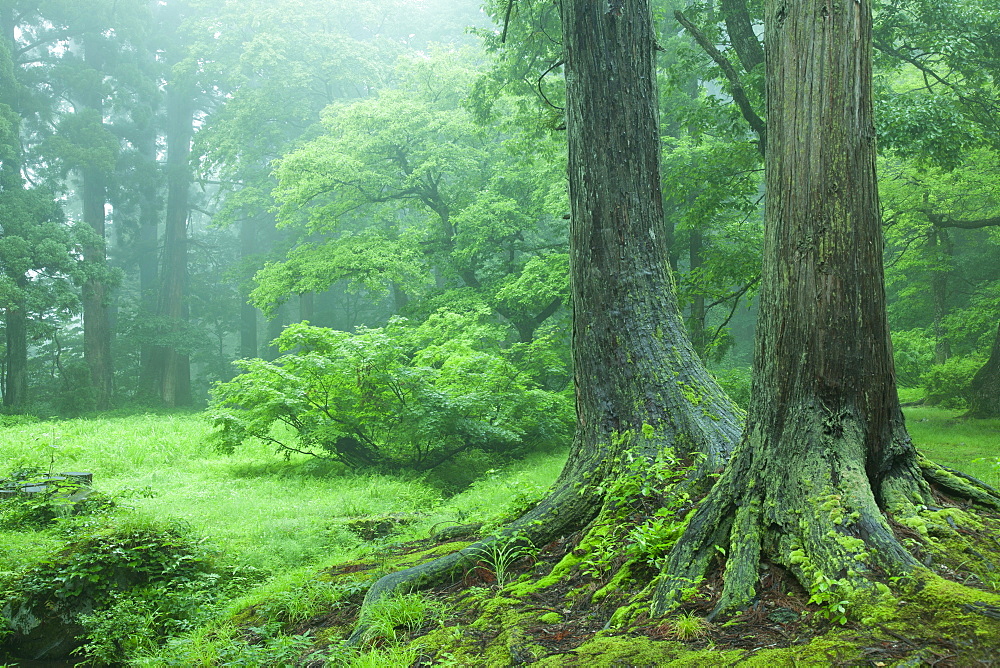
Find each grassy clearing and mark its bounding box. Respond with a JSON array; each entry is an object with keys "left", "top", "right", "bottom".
[
  {"left": 3, "top": 409, "right": 999, "bottom": 665},
  {"left": 903, "top": 405, "right": 1000, "bottom": 487},
  {"left": 3, "top": 408, "right": 996, "bottom": 574},
  {"left": 1, "top": 413, "right": 566, "bottom": 574}
]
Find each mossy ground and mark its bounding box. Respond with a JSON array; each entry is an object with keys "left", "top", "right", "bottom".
[{"left": 169, "top": 500, "right": 1000, "bottom": 667}]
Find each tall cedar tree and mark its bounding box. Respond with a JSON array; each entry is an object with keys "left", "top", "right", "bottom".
[
  {"left": 654, "top": 0, "right": 1000, "bottom": 617},
  {"left": 346, "top": 0, "right": 741, "bottom": 638},
  {"left": 79, "top": 37, "right": 115, "bottom": 410}
]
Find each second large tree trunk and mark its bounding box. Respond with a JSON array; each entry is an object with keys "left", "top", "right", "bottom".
[{"left": 654, "top": 0, "right": 1000, "bottom": 618}]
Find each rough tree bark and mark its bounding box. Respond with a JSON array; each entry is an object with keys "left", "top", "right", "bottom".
[
  {"left": 966, "top": 321, "right": 1000, "bottom": 418},
  {"left": 345, "top": 0, "right": 742, "bottom": 641},
  {"left": 654, "top": 0, "right": 1000, "bottom": 618}
]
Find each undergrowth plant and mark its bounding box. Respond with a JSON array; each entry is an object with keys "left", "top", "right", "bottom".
[
  {"left": 207, "top": 316, "right": 573, "bottom": 472},
  {"left": 480, "top": 533, "right": 533, "bottom": 587},
  {"left": 583, "top": 439, "right": 697, "bottom": 577},
  {"left": 362, "top": 592, "right": 442, "bottom": 643},
  {"left": 666, "top": 611, "right": 712, "bottom": 641}
]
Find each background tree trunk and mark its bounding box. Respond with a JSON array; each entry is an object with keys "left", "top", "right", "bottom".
[
  {"left": 147, "top": 81, "right": 194, "bottom": 407},
  {"left": 239, "top": 216, "right": 259, "bottom": 359},
  {"left": 3, "top": 285, "right": 28, "bottom": 409},
  {"left": 80, "top": 42, "right": 114, "bottom": 410},
  {"left": 966, "top": 321, "right": 1000, "bottom": 418}
]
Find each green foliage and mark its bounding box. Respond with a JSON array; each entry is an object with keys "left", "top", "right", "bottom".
[
  {"left": 0, "top": 515, "right": 211, "bottom": 653},
  {"left": 208, "top": 316, "right": 573, "bottom": 471},
  {"left": 74, "top": 578, "right": 223, "bottom": 665},
  {"left": 922, "top": 356, "right": 984, "bottom": 408},
  {"left": 891, "top": 328, "right": 936, "bottom": 388},
  {"left": 806, "top": 574, "right": 851, "bottom": 626},
  {"left": 262, "top": 46, "right": 569, "bottom": 347},
  {"left": 710, "top": 366, "right": 752, "bottom": 409},
  {"left": 582, "top": 444, "right": 697, "bottom": 577}
]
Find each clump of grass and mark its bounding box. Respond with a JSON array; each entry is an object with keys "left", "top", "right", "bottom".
[
  {"left": 665, "top": 611, "right": 712, "bottom": 641},
  {"left": 363, "top": 592, "right": 442, "bottom": 643},
  {"left": 481, "top": 534, "right": 533, "bottom": 587}
]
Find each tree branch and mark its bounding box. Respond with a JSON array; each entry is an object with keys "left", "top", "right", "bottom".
[
  {"left": 927, "top": 212, "right": 1000, "bottom": 230},
  {"left": 675, "top": 11, "right": 765, "bottom": 155}
]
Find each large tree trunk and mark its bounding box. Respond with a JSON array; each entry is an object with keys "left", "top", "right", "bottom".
[
  {"left": 655, "top": 0, "right": 1000, "bottom": 618},
  {"left": 966, "top": 321, "right": 1000, "bottom": 418},
  {"left": 345, "top": 0, "right": 742, "bottom": 642}
]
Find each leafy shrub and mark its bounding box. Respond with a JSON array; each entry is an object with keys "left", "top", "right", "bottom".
[
  {"left": 0, "top": 516, "right": 211, "bottom": 659},
  {"left": 921, "top": 355, "right": 983, "bottom": 408},
  {"left": 208, "top": 311, "right": 573, "bottom": 472},
  {"left": 75, "top": 578, "right": 222, "bottom": 664},
  {"left": 0, "top": 469, "right": 115, "bottom": 531},
  {"left": 892, "top": 328, "right": 936, "bottom": 388}
]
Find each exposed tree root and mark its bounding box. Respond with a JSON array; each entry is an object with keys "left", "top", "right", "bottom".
[
  {"left": 345, "top": 455, "right": 608, "bottom": 644},
  {"left": 653, "top": 411, "right": 1000, "bottom": 621},
  {"left": 347, "top": 399, "right": 741, "bottom": 645}
]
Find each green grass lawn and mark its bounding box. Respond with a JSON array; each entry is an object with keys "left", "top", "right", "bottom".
[
  {"left": 0, "top": 413, "right": 567, "bottom": 574},
  {"left": 3, "top": 407, "right": 996, "bottom": 575},
  {"left": 903, "top": 405, "right": 1000, "bottom": 487}
]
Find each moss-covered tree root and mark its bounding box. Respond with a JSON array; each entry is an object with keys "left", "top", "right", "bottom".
[{"left": 652, "top": 410, "right": 1000, "bottom": 620}]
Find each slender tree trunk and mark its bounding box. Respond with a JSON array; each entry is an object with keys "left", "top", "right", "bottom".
[
  {"left": 720, "top": 0, "right": 764, "bottom": 73},
  {"left": 239, "top": 216, "right": 259, "bottom": 359},
  {"left": 966, "top": 321, "right": 1000, "bottom": 418},
  {"left": 299, "top": 292, "right": 314, "bottom": 322},
  {"left": 148, "top": 81, "right": 194, "bottom": 407},
  {"left": 264, "top": 304, "right": 286, "bottom": 361},
  {"left": 81, "top": 165, "right": 114, "bottom": 410},
  {"left": 135, "top": 117, "right": 160, "bottom": 397},
  {"left": 0, "top": 27, "right": 29, "bottom": 409},
  {"left": 2, "top": 288, "right": 28, "bottom": 409},
  {"left": 80, "top": 43, "right": 114, "bottom": 410},
  {"left": 655, "top": 0, "right": 1000, "bottom": 618},
  {"left": 688, "top": 227, "right": 707, "bottom": 357},
  {"left": 928, "top": 226, "right": 952, "bottom": 364}
]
